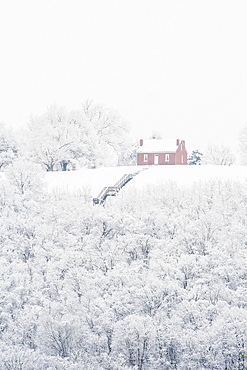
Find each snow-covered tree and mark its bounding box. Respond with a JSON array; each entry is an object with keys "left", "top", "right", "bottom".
[
  {"left": 22, "top": 106, "right": 83, "bottom": 171},
  {"left": 22, "top": 102, "right": 133, "bottom": 170},
  {"left": 5, "top": 159, "right": 44, "bottom": 196},
  {"left": 81, "top": 100, "right": 133, "bottom": 167},
  {"left": 112, "top": 315, "right": 156, "bottom": 369},
  {"left": 202, "top": 143, "right": 236, "bottom": 165},
  {"left": 0, "top": 123, "right": 18, "bottom": 171}
]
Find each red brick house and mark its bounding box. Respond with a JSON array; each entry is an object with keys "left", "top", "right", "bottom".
[{"left": 137, "top": 139, "right": 188, "bottom": 165}]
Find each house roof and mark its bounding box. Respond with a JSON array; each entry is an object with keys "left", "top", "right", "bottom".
[{"left": 137, "top": 139, "right": 179, "bottom": 153}]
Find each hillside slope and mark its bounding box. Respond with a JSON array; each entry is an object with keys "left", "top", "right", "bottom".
[
  {"left": 44, "top": 165, "right": 247, "bottom": 198},
  {"left": 130, "top": 165, "right": 247, "bottom": 188},
  {"left": 44, "top": 165, "right": 139, "bottom": 197}
]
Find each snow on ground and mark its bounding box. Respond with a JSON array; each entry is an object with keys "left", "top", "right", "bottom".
[
  {"left": 44, "top": 165, "right": 247, "bottom": 198},
  {"left": 44, "top": 166, "right": 141, "bottom": 197},
  {"left": 129, "top": 165, "right": 247, "bottom": 189}
]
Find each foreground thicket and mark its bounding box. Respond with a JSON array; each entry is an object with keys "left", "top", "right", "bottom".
[{"left": 0, "top": 166, "right": 246, "bottom": 369}]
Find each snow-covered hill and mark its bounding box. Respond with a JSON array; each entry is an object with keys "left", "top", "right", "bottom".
[
  {"left": 44, "top": 165, "right": 140, "bottom": 197},
  {"left": 45, "top": 165, "right": 247, "bottom": 198},
  {"left": 130, "top": 165, "right": 247, "bottom": 188}
]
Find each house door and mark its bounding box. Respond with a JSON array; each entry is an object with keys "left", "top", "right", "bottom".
[{"left": 154, "top": 154, "right": 159, "bottom": 165}]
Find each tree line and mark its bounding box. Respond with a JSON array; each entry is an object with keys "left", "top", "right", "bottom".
[
  {"left": 2, "top": 101, "right": 247, "bottom": 170},
  {"left": 0, "top": 101, "right": 136, "bottom": 172}
]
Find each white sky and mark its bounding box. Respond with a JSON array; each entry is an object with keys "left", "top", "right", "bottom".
[{"left": 1, "top": 0, "right": 247, "bottom": 155}]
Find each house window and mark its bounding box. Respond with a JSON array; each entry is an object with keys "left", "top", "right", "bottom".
[
  {"left": 181, "top": 155, "right": 183, "bottom": 163},
  {"left": 144, "top": 154, "right": 148, "bottom": 162},
  {"left": 165, "top": 154, "right": 169, "bottom": 162}
]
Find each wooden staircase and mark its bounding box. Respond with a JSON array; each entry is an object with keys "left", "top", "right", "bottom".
[{"left": 93, "top": 168, "right": 147, "bottom": 205}]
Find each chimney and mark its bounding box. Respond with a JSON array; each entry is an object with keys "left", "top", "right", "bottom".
[
  {"left": 140, "top": 139, "right": 143, "bottom": 146},
  {"left": 176, "top": 139, "right": 180, "bottom": 146}
]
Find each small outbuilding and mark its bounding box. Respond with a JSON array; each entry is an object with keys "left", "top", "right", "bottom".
[{"left": 137, "top": 138, "right": 188, "bottom": 165}]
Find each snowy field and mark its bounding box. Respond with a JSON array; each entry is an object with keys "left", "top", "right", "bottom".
[
  {"left": 44, "top": 165, "right": 247, "bottom": 198},
  {"left": 44, "top": 165, "right": 140, "bottom": 197},
  {"left": 129, "top": 165, "right": 247, "bottom": 188}
]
